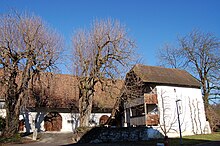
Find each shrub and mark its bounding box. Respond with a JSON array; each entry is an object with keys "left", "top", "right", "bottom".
[{"left": 0, "top": 116, "right": 6, "bottom": 131}]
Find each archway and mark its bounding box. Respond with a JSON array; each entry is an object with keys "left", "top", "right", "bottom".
[
  {"left": 99, "top": 115, "right": 109, "bottom": 125},
  {"left": 18, "top": 119, "right": 25, "bottom": 131},
  {"left": 44, "top": 112, "right": 62, "bottom": 131}
]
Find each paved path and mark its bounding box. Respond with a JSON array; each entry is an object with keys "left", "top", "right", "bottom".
[
  {"left": 1, "top": 132, "right": 74, "bottom": 146},
  {"left": 6, "top": 141, "right": 59, "bottom": 146}
]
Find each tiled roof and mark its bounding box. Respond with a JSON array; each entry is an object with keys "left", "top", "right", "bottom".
[
  {"left": 28, "top": 73, "right": 123, "bottom": 112},
  {"left": 0, "top": 70, "right": 123, "bottom": 112},
  {"left": 131, "top": 64, "right": 200, "bottom": 88}
]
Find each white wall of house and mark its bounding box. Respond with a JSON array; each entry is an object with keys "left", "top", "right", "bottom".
[
  {"left": 19, "top": 111, "right": 46, "bottom": 133},
  {"left": 155, "top": 85, "right": 211, "bottom": 137},
  {"left": 18, "top": 111, "right": 110, "bottom": 133},
  {"left": 0, "top": 109, "right": 6, "bottom": 118},
  {"left": 123, "top": 85, "right": 211, "bottom": 138},
  {"left": 0, "top": 107, "right": 111, "bottom": 133}
]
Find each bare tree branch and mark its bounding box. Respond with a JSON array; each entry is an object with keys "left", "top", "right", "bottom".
[
  {"left": 157, "top": 29, "right": 220, "bottom": 130},
  {"left": 0, "top": 11, "right": 63, "bottom": 137},
  {"left": 71, "top": 19, "right": 137, "bottom": 127}
]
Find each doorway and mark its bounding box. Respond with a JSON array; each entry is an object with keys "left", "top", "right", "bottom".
[{"left": 44, "top": 112, "right": 62, "bottom": 131}]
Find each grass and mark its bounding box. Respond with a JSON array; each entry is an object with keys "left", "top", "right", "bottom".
[
  {"left": 180, "top": 132, "right": 220, "bottom": 145},
  {"left": 184, "top": 132, "right": 220, "bottom": 141},
  {"left": 71, "top": 132, "right": 220, "bottom": 146},
  {"left": 153, "top": 132, "right": 220, "bottom": 146},
  {"left": 0, "top": 133, "right": 22, "bottom": 144},
  {"left": 111, "top": 132, "right": 220, "bottom": 146},
  {"left": 0, "top": 133, "right": 35, "bottom": 145}
]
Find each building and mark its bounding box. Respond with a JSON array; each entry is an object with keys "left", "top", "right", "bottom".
[
  {"left": 123, "top": 64, "right": 211, "bottom": 137},
  {"left": 0, "top": 72, "right": 122, "bottom": 132}
]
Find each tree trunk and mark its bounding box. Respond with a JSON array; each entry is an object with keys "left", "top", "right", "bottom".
[
  {"left": 3, "top": 90, "right": 21, "bottom": 138},
  {"left": 2, "top": 71, "right": 21, "bottom": 138},
  {"left": 3, "top": 105, "right": 20, "bottom": 138},
  {"left": 203, "top": 92, "right": 210, "bottom": 121},
  {"left": 203, "top": 93, "right": 209, "bottom": 109},
  {"left": 79, "top": 88, "right": 93, "bottom": 127}
]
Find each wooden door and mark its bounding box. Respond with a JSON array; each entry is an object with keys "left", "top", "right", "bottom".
[{"left": 44, "top": 112, "right": 62, "bottom": 131}]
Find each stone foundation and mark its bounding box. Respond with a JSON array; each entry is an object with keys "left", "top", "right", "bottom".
[{"left": 77, "top": 127, "right": 163, "bottom": 144}]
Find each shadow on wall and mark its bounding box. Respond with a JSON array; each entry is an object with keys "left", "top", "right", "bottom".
[
  {"left": 35, "top": 112, "right": 46, "bottom": 132},
  {"left": 21, "top": 112, "right": 31, "bottom": 133},
  {"left": 71, "top": 113, "right": 80, "bottom": 132},
  {"left": 77, "top": 127, "right": 164, "bottom": 144},
  {"left": 21, "top": 111, "right": 46, "bottom": 133}
]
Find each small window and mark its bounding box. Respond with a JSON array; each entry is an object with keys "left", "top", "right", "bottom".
[
  {"left": 147, "top": 104, "right": 158, "bottom": 115},
  {"left": 146, "top": 104, "right": 159, "bottom": 126},
  {"left": 130, "top": 104, "right": 145, "bottom": 117},
  {"left": 0, "top": 102, "right": 5, "bottom": 109},
  {"left": 67, "top": 120, "right": 74, "bottom": 123},
  {"left": 89, "top": 119, "right": 97, "bottom": 126}
]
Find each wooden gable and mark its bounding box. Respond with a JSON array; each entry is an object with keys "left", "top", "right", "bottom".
[{"left": 144, "top": 93, "right": 158, "bottom": 104}]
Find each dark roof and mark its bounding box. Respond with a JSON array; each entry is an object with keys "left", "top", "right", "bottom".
[
  {"left": 131, "top": 64, "right": 201, "bottom": 88},
  {"left": 0, "top": 69, "right": 123, "bottom": 112},
  {"left": 27, "top": 73, "right": 123, "bottom": 112}
]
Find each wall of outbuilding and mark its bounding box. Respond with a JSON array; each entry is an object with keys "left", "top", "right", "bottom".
[
  {"left": 0, "top": 110, "right": 109, "bottom": 132},
  {"left": 123, "top": 85, "right": 211, "bottom": 138},
  {"left": 19, "top": 112, "right": 111, "bottom": 132},
  {"left": 155, "top": 85, "right": 211, "bottom": 137}
]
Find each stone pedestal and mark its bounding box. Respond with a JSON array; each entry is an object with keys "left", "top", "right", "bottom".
[{"left": 32, "top": 129, "right": 37, "bottom": 140}]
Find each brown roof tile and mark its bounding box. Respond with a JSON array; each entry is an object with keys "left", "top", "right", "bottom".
[
  {"left": 29, "top": 73, "right": 123, "bottom": 112},
  {"left": 132, "top": 64, "right": 200, "bottom": 88},
  {"left": 0, "top": 69, "right": 123, "bottom": 112}
]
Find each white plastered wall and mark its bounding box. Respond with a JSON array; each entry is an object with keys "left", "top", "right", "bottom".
[
  {"left": 0, "top": 109, "right": 6, "bottom": 118},
  {"left": 155, "top": 86, "right": 211, "bottom": 137},
  {"left": 18, "top": 111, "right": 110, "bottom": 132}
]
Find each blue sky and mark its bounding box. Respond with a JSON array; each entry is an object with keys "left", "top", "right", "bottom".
[{"left": 1, "top": 0, "right": 220, "bottom": 74}]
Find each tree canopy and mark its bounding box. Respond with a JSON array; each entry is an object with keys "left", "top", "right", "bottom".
[
  {"left": 72, "top": 19, "right": 137, "bottom": 126},
  {"left": 0, "top": 11, "right": 63, "bottom": 137},
  {"left": 157, "top": 30, "right": 220, "bottom": 123}
]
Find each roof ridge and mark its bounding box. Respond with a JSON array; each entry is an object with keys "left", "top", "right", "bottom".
[
  {"left": 130, "top": 64, "right": 201, "bottom": 88},
  {"left": 135, "top": 64, "right": 185, "bottom": 71}
]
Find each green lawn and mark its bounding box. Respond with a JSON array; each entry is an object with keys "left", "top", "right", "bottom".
[
  {"left": 184, "top": 132, "right": 220, "bottom": 141},
  {"left": 156, "top": 132, "right": 220, "bottom": 146},
  {"left": 121, "top": 132, "right": 220, "bottom": 146}
]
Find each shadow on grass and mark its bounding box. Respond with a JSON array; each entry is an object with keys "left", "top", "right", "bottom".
[
  {"left": 0, "top": 132, "right": 36, "bottom": 144},
  {"left": 168, "top": 137, "right": 211, "bottom": 146},
  {"left": 62, "top": 137, "right": 213, "bottom": 146},
  {"left": 20, "top": 132, "right": 33, "bottom": 137}
]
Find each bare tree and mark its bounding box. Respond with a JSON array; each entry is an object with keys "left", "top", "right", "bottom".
[
  {"left": 71, "top": 19, "right": 136, "bottom": 127},
  {"left": 157, "top": 44, "right": 188, "bottom": 69},
  {"left": 0, "top": 11, "right": 63, "bottom": 137},
  {"left": 206, "top": 105, "right": 220, "bottom": 132},
  {"left": 157, "top": 30, "right": 220, "bottom": 117}
]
